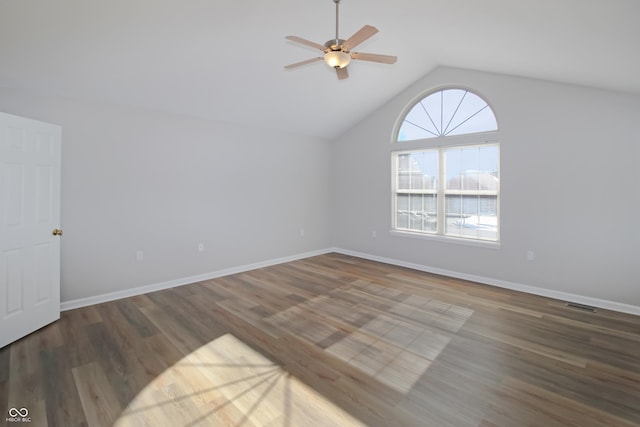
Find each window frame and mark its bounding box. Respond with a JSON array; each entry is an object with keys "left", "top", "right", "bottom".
[{"left": 391, "top": 87, "right": 500, "bottom": 247}]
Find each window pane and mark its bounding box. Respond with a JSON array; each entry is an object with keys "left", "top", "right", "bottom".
[
  {"left": 447, "top": 106, "right": 498, "bottom": 136},
  {"left": 397, "top": 89, "right": 497, "bottom": 142},
  {"left": 396, "top": 194, "right": 409, "bottom": 229},
  {"left": 398, "top": 103, "right": 439, "bottom": 141},
  {"left": 396, "top": 150, "right": 438, "bottom": 191},
  {"left": 405, "top": 194, "right": 437, "bottom": 232},
  {"left": 394, "top": 193, "right": 438, "bottom": 232},
  {"left": 445, "top": 195, "right": 498, "bottom": 240},
  {"left": 394, "top": 150, "right": 438, "bottom": 232},
  {"left": 444, "top": 145, "right": 499, "bottom": 241},
  {"left": 441, "top": 89, "right": 468, "bottom": 133}
]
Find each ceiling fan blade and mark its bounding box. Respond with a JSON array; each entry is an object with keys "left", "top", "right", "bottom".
[
  {"left": 342, "top": 25, "right": 378, "bottom": 51},
  {"left": 336, "top": 67, "right": 349, "bottom": 80},
  {"left": 351, "top": 52, "right": 397, "bottom": 64},
  {"left": 284, "top": 57, "right": 323, "bottom": 69},
  {"left": 285, "top": 35, "right": 326, "bottom": 51}
]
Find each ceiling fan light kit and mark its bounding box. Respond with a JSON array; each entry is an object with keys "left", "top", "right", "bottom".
[
  {"left": 324, "top": 50, "right": 351, "bottom": 69},
  {"left": 285, "top": 0, "right": 397, "bottom": 79}
]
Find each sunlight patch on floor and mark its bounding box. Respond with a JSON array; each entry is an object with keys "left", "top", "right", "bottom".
[
  {"left": 266, "top": 280, "right": 474, "bottom": 394},
  {"left": 114, "top": 333, "right": 365, "bottom": 427}
]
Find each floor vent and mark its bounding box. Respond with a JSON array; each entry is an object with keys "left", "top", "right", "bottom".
[{"left": 566, "top": 302, "right": 597, "bottom": 312}]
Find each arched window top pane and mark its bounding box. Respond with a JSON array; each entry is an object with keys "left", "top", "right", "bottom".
[{"left": 397, "top": 89, "right": 498, "bottom": 142}]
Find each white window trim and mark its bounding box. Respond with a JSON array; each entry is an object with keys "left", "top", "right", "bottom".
[
  {"left": 389, "top": 229, "right": 501, "bottom": 249},
  {"left": 391, "top": 87, "right": 501, "bottom": 245},
  {"left": 393, "top": 131, "right": 499, "bottom": 150},
  {"left": 391, "top": 134, "right": 501, "bottom": 245}
]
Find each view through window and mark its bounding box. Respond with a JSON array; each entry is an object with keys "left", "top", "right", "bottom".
[{"left": 393, "top": 89, "right": 499, "bottom": 242}]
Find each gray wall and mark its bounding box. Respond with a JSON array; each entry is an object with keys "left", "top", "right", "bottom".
[
  {"left": 0, "top": 87, "right": 332, "bottom": 302},
  {"left": 2, "top": 65, "right": 639, "bottom": 309},
  {"left": 331, "top": 67, "right": 640, "bottom": 306}
]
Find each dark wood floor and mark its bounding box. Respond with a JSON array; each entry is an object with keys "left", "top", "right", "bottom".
[{"left": 2, "top": 253, "right": 640, "bottom": 426}]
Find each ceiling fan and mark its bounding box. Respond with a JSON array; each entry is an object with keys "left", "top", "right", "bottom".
[{"left": 284, "top": 0, "right": 397, "bottom": 80}]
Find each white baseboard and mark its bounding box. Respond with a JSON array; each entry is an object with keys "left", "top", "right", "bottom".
[
  {"left": 60, "top": 248, "right": 334, "bottom": 311},
  {"left": 331, "top": 247, "right": 640, "bottom": 316},
  {"left": 62, "top": 246, "right": 640, "bottom": 317}
]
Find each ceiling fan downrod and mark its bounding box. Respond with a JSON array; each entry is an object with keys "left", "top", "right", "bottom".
[
  {"left": 326, "top": 0, "right": 346, "bottom": 53},
  {"left": 334, "top": 0, "right": 341, "bottom": 42}
]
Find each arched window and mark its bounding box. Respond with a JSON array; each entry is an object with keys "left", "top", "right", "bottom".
[
  {"left": 392, "top": 88, "right": 500, "bottom": 243},
  {"left": 397, "top": 88, "right": 497, "bottom": 141}
]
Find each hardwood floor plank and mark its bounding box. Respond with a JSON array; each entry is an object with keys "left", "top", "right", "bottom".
[
  {"left": 57, "top": 309, "right": 99, "bottom": 368},
  {"left": 137, "top": 306, "right": 207, "bottom": 357},
  {"left": 39, "top": 346, "right": 86, "bottom": 427},
  {"left": 84, "top": 321, "right": 136, "bottom": 407},
  {"left": 8, "top": 328, "right": 48, "bottom": 407},
  {"left": 3, "top": 253, "right": 640, "bottom": 426},
  {"left": 488, "top": 375, "right": 640, "bottom": 427},
  {"left": 0, "top": 344, "right": 8, "bottom": 421},
  {"left": 509, "top": 348, "right": 640, "bottom": 423},
  {"left": 115, "top": 298, "right": 159, "bottom": 339},
  {"left": 72, "top": 361, "right": 123, "bottom": 426}
]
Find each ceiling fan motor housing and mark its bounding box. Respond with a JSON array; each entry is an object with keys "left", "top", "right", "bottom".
[{"left": 324, "top": 39, "right": 346, "bottom": 51}]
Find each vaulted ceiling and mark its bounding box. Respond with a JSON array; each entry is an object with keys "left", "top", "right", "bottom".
[{"left": 1, "top": 0, "right": 638, "bottom": 139}]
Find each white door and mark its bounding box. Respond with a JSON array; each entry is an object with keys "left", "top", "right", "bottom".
[{"left": 0, "top": 112, "right": 61, "bottom": 348}]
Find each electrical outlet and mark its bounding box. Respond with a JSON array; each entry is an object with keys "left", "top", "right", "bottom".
[
  {"left": 526, "top": 250, "right": 535, "bottom": 261},
  {"left": 300, "top": 228, "right": 305, "bottom": 237},
  {"left": 198, "top": 243, "right": 204, "bottom": 252},
  {"left": 372, "top": 231, "right": 377, "bottom": 238},
  {"left": 136, "top": 250, "right": 144, "bottom": 261}
]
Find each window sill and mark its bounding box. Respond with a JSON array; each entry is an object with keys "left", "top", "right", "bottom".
[{"left": 389, "top": 230, "right": 501, "bottom": 249}]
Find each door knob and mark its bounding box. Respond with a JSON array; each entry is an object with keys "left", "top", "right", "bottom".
[{"left": 52, "top": 228, "right": 63, "bottom": 236}]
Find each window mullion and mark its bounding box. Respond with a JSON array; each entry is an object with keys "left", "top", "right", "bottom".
[{"left": 437, "top": 147, "right": 446, "bottom": 235}]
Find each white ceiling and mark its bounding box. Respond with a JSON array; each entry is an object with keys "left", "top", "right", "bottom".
[{"left": 1, "top": 0, "right": 639, "bottom": 139}]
